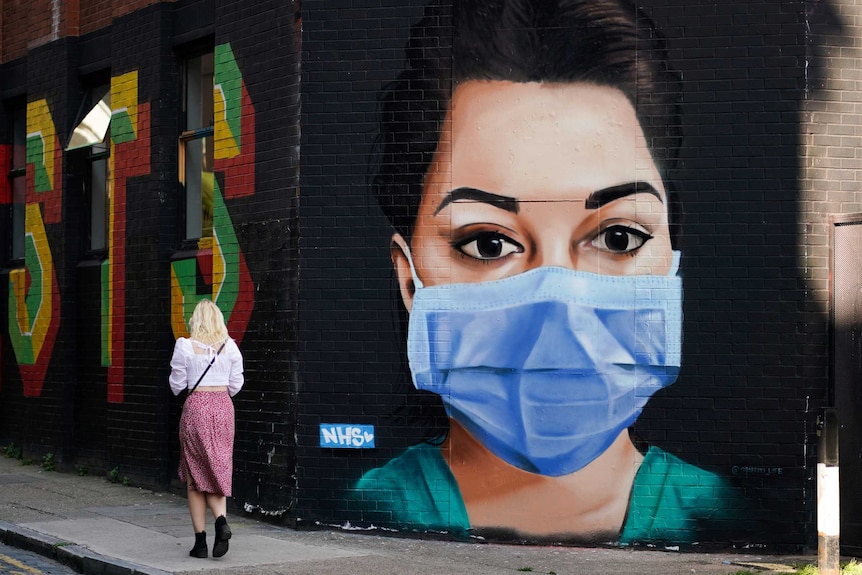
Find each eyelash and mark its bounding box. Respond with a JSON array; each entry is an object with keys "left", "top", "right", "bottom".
[
  {"left": 592, "top": 224, "right": 654, "bottom": 257},
  {"left": 451, "top": 231, "right": 524, "bottom": 262},
  {"left": 459, "top": 253, "right": 497, "bottom": 266}
]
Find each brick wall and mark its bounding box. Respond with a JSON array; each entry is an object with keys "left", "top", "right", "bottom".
[
  {"left": 212, "top": 0, "right": 301, "bottom": 515},
  {"left": 801, "top": 0, "right": 862, "bottom": 552},
  {"left": 0, "top": 0, "right": 301, "bottom": 515},
  {"left": 1, "top": 0, "right": 40, "bottom": 61},
  {"left": 1, "top": 0, "right": 859, "bottom": 551},
  {"left": 297, "top": 0, "right": 432, "bottom": 524},
  {"left": 640, "top": 0, "right": 813, "bottom": 548},
  {"left": 296, "top": 0, "right": 821, "bottom": 550},
  {"left": 0, "top": 0, "right": 172, "bottom": 62}
]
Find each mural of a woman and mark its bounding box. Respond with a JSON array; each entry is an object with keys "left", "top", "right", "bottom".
[{"left": 354, "top": 0, "right": 746, "bottom": 545}]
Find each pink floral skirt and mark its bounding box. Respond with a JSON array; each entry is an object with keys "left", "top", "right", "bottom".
[{"left": 179, "top": 391, "right": 234, "bottom": 496}]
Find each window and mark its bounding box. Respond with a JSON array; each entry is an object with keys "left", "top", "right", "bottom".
[
  {"left": 180, "top": 50, "right": 214, "bottom": 242},
  {"left": 9, "top": 104, "right": 26, "bottom": 262},
  {"left": 67, "top": 83, "right": 111, "bottom": 254}
]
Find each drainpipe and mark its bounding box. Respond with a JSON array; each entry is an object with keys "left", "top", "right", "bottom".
[{"left": 817, "top": 407, "right": 839, "bottom": 575}]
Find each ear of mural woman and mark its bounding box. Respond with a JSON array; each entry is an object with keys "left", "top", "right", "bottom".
[{"left": 352, "top": 0, "right": 751, "bottom": 544}]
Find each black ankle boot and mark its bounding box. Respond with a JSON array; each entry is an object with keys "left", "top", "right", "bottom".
[
  {"left": 213, "top": 515, "right": 231, "bottom": 558},
  {"left": 189, "top": 531, "right": 207, "bottom": 558}
]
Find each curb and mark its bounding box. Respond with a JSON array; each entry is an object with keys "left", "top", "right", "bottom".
[{"left": 0, "top": 520, "right": 171, "bottom": 575}]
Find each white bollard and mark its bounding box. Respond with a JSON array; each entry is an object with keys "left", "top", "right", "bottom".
[{"left": 817, "top": 408, "right": 839, "bottom": 575}]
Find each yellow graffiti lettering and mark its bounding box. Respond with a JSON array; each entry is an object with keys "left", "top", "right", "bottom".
[
  {"left": 111, "top": 71, "right": 139, "bottom": 136},
  {"left": 169, "top": 265, "right": 190, "bottom": 338},
  {"left": 10, "top": 268, "right": 29, "bottom": 335},
  {"left": 26, "top": 99, "right": 56, "bottom": 192},
  {"left": 25, "top": 203, "right": 53, "bottom": 359},
  {"left": 213, "top": 229, "right": 227, "bottom": 301},
  {"left": 214, "top": 84, "right": 240, "bottom": 160}
]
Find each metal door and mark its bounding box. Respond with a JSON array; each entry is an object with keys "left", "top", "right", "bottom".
[{"left": 833, "top": 214, "right": 862, "bottom": 554}]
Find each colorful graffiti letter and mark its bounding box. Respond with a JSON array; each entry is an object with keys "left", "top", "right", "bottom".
[
  {"left": 8, "top": 205, "right": 60, "bottom": 397},
  {"left": 6, "top": 99, "right": 62, "bottom": 397},
  {"left": 103, "top": 70, "right": 151, "bottom": 403}
]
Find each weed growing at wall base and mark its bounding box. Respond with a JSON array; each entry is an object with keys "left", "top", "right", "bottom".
[
  {"left": 3, "top": 443, "right": 21, "bottom": 459},
  {"left": 41, "top": 452, "right": 55, "bottom": 471},
  {"left": 107, "top": 466, "right": 131, "bottom": 486}
]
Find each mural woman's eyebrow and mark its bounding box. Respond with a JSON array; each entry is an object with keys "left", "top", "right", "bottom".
[
  {"left": 584, "top": 182, "right": 663, "bottom": 209},
  {"left": 434, "top": 187, "right": 520, "bottom": 215}
]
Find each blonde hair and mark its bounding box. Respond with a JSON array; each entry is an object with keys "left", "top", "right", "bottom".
[{"left": 188, "top": 299, "right": 229, "bottom": 346}]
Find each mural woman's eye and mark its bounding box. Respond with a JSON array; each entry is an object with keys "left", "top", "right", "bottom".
[
  {"left": 593, "top": 224, "right": 653, "bottom": 254},
  {"left": 455, "top": 232, "right": 524, "bottom": 260}
]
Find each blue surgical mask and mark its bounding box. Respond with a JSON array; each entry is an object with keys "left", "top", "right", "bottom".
[{"left": 404, "top": 251, "right": 683, "bottom": 477}]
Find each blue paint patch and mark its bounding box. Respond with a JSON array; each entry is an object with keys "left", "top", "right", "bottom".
[{"left": 319, "top": 424, "right": 375, "bottom": 449}]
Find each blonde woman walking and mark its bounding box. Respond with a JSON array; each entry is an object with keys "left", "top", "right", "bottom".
[{"left": 169, "top": 299, "right": 244, "bottom": 558}]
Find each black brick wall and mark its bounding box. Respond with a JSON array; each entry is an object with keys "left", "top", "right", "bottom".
[
  {"left": 213, "top": 0, "right": 301, "bottom": 515},
  {"left": 641, "top": 0, "right": 813, "bottom": 548},
  {"left": 0, "top": 0, "right": 301, "bottom": 517},
  {"left": 297, "top": 0, "right": 816, "bottom": 549},
  {"left": 0, "top": 0, "right": 841, "bottom": 551},
  {"left": 297, "top": 0, "right": 431, "bottom": 523}
]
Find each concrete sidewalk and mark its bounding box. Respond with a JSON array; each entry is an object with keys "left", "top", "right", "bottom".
[{"left": 0, "top": 455, "right": 815, "bottom": 575}]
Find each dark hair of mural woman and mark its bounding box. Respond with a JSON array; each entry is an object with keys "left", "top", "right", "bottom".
[
  {"left": 359, "top": 0, "right": 750, "bottom": 546},
  {"left": 372, "top": 0, "right": 684, "bottom": 244}
]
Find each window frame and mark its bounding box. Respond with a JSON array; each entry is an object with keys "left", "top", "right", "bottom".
[
  {"left": 179, "top": 48, "right": 215, "bottom": 246},
  {"left": 85, "top": 133, "right": 110, "bottom": 257},
  {"left": 7, "top": 101, "right": 26, "bottom": 266},
  {"left": 67, "top": 78, "right": 111, "bottom": 259}
]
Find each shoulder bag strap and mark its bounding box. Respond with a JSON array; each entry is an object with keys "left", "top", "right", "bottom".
[{"left": 186, "top": 341, "right": 227, "bottom": 396}]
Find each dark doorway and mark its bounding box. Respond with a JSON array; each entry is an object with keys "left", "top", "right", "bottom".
[{"left": 833, "top": 213, "right": 862, "bottom": 555}]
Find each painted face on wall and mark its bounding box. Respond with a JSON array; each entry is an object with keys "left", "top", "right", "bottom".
[
  {"left": 393, "top": 80, "right": 673, "bottom": 304},
  {"left": 391, "top": 80, "right": 682, "bottom": 477}
]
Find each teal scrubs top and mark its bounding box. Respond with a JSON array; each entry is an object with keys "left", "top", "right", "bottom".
[{"left": 353, "top": 444, "right": 742, "bottom": 544}]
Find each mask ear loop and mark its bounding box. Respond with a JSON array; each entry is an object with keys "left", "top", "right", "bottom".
[
  {"left": 402, "top": 243, "right": 425, "bottom": 290},
  {"left": 669, "top": 250, "right": 682, "bottom": 277}
]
